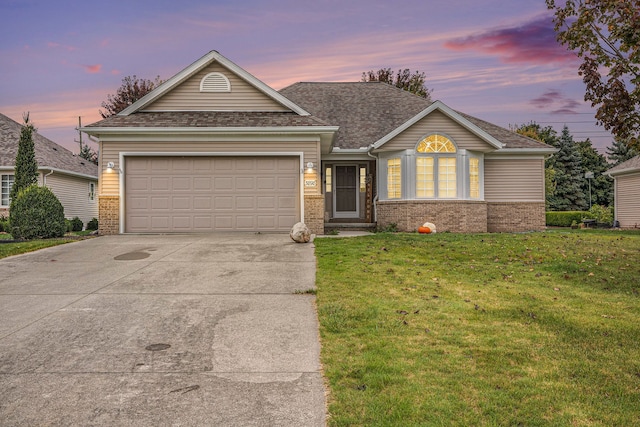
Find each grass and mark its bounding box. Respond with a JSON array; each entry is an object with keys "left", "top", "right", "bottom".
[
  {"left": 0, "top": 232, "right": 95, "bottom": 259},
  {"left": 314, "top": 229, "right": 640, "bottom": 426}
]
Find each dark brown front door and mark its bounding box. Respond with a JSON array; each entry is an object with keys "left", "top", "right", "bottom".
[{"left": 334, "top": 165, "right": 358, "bottom": 218}]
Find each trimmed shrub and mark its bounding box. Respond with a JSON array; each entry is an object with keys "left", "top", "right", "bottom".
[
  {"left": 588, "top": 204, "right": 614, "bottom": 226},
  {"left": 0, "top": 216, "right": 9, "bottom": 233},
  {"left": 86, "top": 217, "right": 98, "bottom": 231},
  {"left": 9, "top": 185, "right": 66, "bottom": 239},
  {"left": 70, "top": 216, "right": 83, "bottom": 232},
  {"left": 545, "top": 211, "right": 594, "bottom": 227}
]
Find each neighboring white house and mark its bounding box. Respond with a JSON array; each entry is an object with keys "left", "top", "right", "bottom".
[
  {"left": 0, "top": 113, "right": 98, "bottom": 225},
  {"left": 606, "top": 155, "right": 640, "bottom": 229}
]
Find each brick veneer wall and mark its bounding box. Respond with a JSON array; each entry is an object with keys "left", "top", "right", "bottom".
[
  {"left": 304, "top": 194, "right": 325, "bottom": 235},
  {"left": 376, "top": 200, "right": 488, "bottom": 233},
  {"left": 487, "top": 202, "right": 546, "bottom": 232},
  {"left": 99, "top": 196, "right": 119, "bottom": 235}
]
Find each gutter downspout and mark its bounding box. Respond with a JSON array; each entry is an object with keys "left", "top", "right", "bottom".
[
  {"left": 43, "top": 169, "right": 54, "bottom": 186},
  {"left": 366, "top": 145, "right": 379, "bottom": 223}
]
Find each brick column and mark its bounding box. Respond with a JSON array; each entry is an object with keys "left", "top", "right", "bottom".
[
  {"left": 304, "top": 194, "right": 324, "bottom": 235},
  {"left": 98, "top": 196, "right": 120, "bottom": 235}
]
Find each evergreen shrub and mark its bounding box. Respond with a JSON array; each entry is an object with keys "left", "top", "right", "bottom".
[
  {"left": 545, "top": 211, "right": 594, "bottom": 227},
  {"left": 86, "top": 217, "right": 98, "bottom": 231},
  {"left": 70, "top": 216, "right": 83, "bottom": 232},
  {"left": 9, "top": 185, "right": 66, "bottom": 239}
]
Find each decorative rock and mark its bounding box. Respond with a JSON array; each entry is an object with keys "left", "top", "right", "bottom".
[{"left": 290, "top": 222, "right": 311, "bottom": 243}]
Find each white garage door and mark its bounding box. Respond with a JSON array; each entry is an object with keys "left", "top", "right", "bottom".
[{"left": 125, "top": 156, "right": 300, "bottom": 232}]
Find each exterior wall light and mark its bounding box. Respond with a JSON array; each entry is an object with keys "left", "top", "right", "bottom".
[
  {"left": 306, "top": 162, "right": 315, "bottom": 173},
  {"left": 106, "top": 162, "right": 115, "bottom": 173}
]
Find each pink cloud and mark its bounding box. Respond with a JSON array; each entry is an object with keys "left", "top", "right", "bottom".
[
  {"left": 110, "top": 69, "right": 120, "bottom": 75},
  {"left": 47, "top": 41, "right": 77, "bottom": 51},
  {"left": 444, "top": 15, "right": 577, "bottom": 65},
  {"left": 530, "top": 89, "right": 581, "bottom": 114},
  {"left": 83, "top": 64, "right": 102, "bottom": 73}
]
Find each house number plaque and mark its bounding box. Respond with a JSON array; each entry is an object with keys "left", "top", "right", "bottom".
[{"left": 305, "top": 179, "right": 317, "bottom": 187}]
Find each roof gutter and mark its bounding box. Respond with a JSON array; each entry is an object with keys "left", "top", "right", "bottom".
[
  {"left": 37, "top": 166, "right": 98, "bottom": 180},
  {"left": 43, "top": 169, "right": 54, "bottom": 186}
]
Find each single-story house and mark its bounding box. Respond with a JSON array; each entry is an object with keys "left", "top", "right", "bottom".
[
  {"left": 0, "top": 113, "right": 98, "bottom": 225},
  {"left": 606, "top": 155, "right": 640, "bottom": 228},
  {"left": 82, "top": 51, "right": 555, "bottom": 235}
]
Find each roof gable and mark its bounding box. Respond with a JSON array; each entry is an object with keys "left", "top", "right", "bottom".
[
  {"left": 372, "top": 101, "right": 503, "bottom": 150},
  {"left": 0, "top": 113, "right": 98, "bottom": 178},
  {"left": 119, "top": 51, "right": 310, "bottom": 116}
]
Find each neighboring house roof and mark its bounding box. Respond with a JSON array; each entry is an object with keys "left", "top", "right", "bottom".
[
  {"left": 0, "top": 113, "right": 97, "bottom": 179},
  {"left": 279, "top": 82, "right": 554, "bottom": 152},
  {"left": 606, "top": 155, "right": 640, "bottom": 176}
]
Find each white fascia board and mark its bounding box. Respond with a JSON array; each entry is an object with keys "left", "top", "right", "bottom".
[
  {"left": 36, "top": 167, "right": 98, "bottom": 180},
  {"left": 81, "top": 127, "right": 339, "bottom": 145},
  {"left": 372, "top": 100, "right": 504, "bottom": 150},
  {"left": 118, "top": 51, "right": 311, "bottom": 116},
  {"left": 606, "top": 167, "right": 640, "bottom": 177},
  {"left": 484, "top": 148, "right": 558, "bottom": 158}
]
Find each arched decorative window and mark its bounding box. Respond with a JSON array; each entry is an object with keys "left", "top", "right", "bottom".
[
  {"left": 200, "top": 72, "right": 231, "bottom": 92},
  {"left": 416, "top": 134, "right": 457, "bottom": 198},
  {"left": 417, "top": 134, "right": 456, "bottom": 153}
]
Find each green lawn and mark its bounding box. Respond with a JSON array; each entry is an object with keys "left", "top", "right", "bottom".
[
  {"left": 314, "top": 230, "right": 640, "bottom": 426},
  {"left": 0, "top": 233, "right": 92, "bottom": 259}
]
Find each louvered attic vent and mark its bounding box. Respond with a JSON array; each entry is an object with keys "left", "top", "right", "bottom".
[{"left": 200, "top": 72, "right": 231, "bottom": 92}]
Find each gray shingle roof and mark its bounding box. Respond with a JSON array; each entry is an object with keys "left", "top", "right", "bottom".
[
  {"left": 280, "top": 82, "right": 552, "bottom": 150},
  {"left": 0, "top": 113, "right": 97, "bottom": 178},
  {"left": 280, "top": 82, "right": 430, "bottom": 149},
  {"left": 456, "top": 112, "right": 554, "bottom": 149},
  {"left": 85, "top": 111, "right": 330, "bottom": 129},
  {"left": 606, "top": 155, "right": 640, "bottom": 175}
]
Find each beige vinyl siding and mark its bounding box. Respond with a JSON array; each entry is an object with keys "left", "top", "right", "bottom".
[
  {"left": 144, "top": 62, "right": 289, "bottom": 112},
  {"left": 484, "top": 158, "right": 544, "bottom": 202},
  {"left": 99, "top": 140, "right": 320, "bottom": 197},
  {"left": 381, "top": 110, "right": 496, "bottom": 152},
  {"left": 615, "top": 173, "right": 640, "bottom": 227},
  {"left": 45, "top": 173, "right": 98, "bottom": 224}
]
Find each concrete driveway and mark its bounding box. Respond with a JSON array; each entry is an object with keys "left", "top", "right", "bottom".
[{"left": 0, "top": 233, "right": 325, "bottom": 426}]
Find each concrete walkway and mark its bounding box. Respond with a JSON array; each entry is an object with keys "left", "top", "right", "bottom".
[{"left": 0, "top": 233, "right": 325, "bottom": 426}]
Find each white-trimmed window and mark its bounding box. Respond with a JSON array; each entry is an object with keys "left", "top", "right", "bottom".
[
  {"left": 416, "top": 157, "right": 434, "bottom": 197},
  {"left": 387, "top": 158, "right": 401, "bottom": 199},
  {"left": 469, "top": 157, "right": 480, "bottom": 199},
  {"left": 1, "top": 174, "right": 14, "bottom": 207},
  {"left": 200, "top": 72, "right": 231, "bottom": 92},
  {"left": 380, "top": 133, "right": 483, "bottom": 201},
  {"left": 416, "top": 134, "right": 458, "bottom": 199}
]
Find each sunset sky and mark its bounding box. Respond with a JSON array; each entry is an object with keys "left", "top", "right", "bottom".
[{"left": 0, "top": 0, "right": 614, "bottom": 154}]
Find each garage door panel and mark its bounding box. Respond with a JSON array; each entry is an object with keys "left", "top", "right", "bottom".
[
  {"left": 151, "top": 177, "right": 170, "bottom": 191},
  {"left": 125, "top": 156, "right": 300, "bottom": 232},
  {"left": 236, "top": 177, "right": 255, "bottom": 190},
  {"left": 214, "top": 177, "right": 233, "bottom": 190}
]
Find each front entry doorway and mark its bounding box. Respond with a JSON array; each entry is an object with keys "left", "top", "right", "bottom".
[{"left": 333, "top": 165, "right": 359, "bottom": 218}]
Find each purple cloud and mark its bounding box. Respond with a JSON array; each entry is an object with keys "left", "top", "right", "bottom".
[
  {"left": 530, "top": 89, "right": 581, "bottom": 114},
  {"left": 444, "top": 15, "right": 577, "bottom": 65}
]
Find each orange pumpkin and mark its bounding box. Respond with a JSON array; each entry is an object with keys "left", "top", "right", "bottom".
[{"left": 418, "top": 226, "right": 431, "bottom": 234}]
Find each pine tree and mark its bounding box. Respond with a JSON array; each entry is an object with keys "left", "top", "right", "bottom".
[
  {"left": 548, "top": 126, "right": 587, "bottom": 211},
  {"left": 606, "top": 138, "right": 638, "bottom": 167},
  {"left": 10, "top": 113, "right": 39, "bottom": 200}
]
